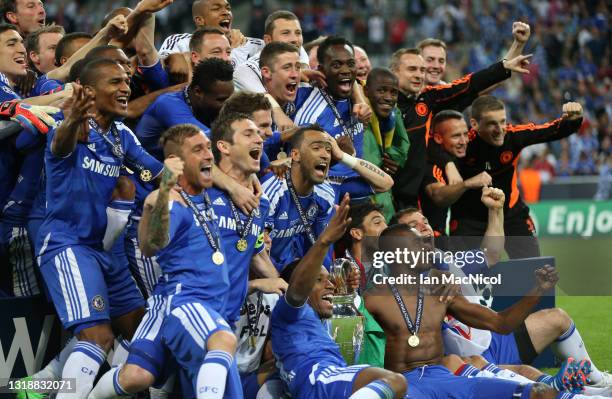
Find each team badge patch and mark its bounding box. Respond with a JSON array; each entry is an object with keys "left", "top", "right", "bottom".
[
  {"left": 92, "top": 295, "right": 105, "bottom": 311},
  {"left": 500, "top": 151, "right": 514, "bottom": 164},
  {"left": 415, "top": 102, "right": 429, "bottom": 116},
  {"left": 307, "top": 204, "right": 318, "bottom": 219}
]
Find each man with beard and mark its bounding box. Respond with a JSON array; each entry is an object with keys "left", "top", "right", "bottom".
[
  {"left": 270, "top": 194, "right": 408, "bottom": 399},
  {"left": 389, "top": 21, "right": 531, "bottom": 208},
  {"left": 363, "top": 67, "right": 409, "bottom": 221},
  {"left": 35, "top": 59, "right": 163, "bottom": 398},
  {"left": 366, "top": 221, "right": 562, "bottom": 399},
  {"left": 262, "top": 125, "right": 392, "bottom": 272}
]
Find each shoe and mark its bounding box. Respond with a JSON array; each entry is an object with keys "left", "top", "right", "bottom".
[
  {"left": 15, "top": 376, "right": 49, "bottom": 399},
  {"left": 552, "top": 357, "right": 580, "bottom": 392},
  {"left": 590, "top": 370, "right": 612, "bottom": 388},
  {"left": 574, "top": 359, "right": 592, "bottom": 388}
]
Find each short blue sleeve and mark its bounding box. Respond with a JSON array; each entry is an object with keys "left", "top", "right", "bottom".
[
  {"left": 138, "top": 60, "right": 170, "bottom": 91},
  {"left": 273, "top": 295, "right": 307, "bottom": 323},
  {"left": 123, "top": 128, "right": 164, "bottom": 178}
]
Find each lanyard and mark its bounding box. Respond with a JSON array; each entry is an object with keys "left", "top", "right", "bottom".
[
  {"left": 227, "top": 198, "right": 255, "bottom": 239},
  {"left": 317, "top": 87, "right": 357, "bottom": 141},
  {"left": 284, "top": 169, "right": 317, "bottom": 245},
  {"left": 179, "top": 190, "right": 221, "bottom": 253},
  {"left": 390, "top": 283, "right": 424, "bottom": 337},
  {"left": 89, "top": 119, "right": 153, "bottom": 182}
]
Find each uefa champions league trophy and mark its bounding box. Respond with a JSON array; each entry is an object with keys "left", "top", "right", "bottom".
[{"left": 329, "top": 258, "right": 365, "bottom": 365}]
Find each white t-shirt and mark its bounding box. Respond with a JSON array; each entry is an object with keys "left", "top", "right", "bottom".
[
  {"left": 233, "top": 46, "right": 310, "bottom": 93},
  {"left": 233, "top": 291, "right": 279, "bottom": 374},
  {"left": 158, "top": 32, "right": 264, "bottom": 68}
]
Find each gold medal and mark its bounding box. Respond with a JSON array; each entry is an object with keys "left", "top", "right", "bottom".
[
  {"left": 408, "top": 334, "right": 420, "bottom": 348},
  {"left": 140, "top": 169, "right": 153, "bottom": 182},
  {"left": 236, "top": 238, "right": 248, "bottom": 252},
  {"left": 212, "top": 251, "right": 224, "bottom": 265},
  {"left": 277, "top": 151, "right": 287, "bottom": 160},
  {"left": 249, "top": 335, "right": 256, "bottom": 348}
]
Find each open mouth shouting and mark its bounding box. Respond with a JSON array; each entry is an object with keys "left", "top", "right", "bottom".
[
  {"left": 116, "top": 94, "right": 129, "bottom": 110},
  {"left": 218, "top": 18, "right": 232, "bottom": 33},
  {"left": 313, "top": 161, "right": 329, "bottom": 180},
  {"left": 249, "top": 147, "right": 262, "bottom": 161},
  {"left": 13, "top": 55, "right": 26, "bottom": 70},
  {"left": 321, "top": 293, "right": 333, "bottom": 305},
  {"left": 286, "top": 81, "right": 297, "bottom": 98},
  {"left": 200, "top": 163, "right": 212, "bottom": 181},
  {"left": 337, "top": 78, "right": 353, "bottom": 96}
]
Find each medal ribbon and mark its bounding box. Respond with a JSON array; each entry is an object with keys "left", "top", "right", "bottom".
[
  {"left": 315, "top": 85, "right": 357, "bottom": 141},
  {"left": 90, "top": 119, "right": 150, "bottom": 177},
  {"left": 227, "top": 198, "right": 255, "bottom": 242},
  {"left": 284, "top": 169, "right": 317, "bottom": 244},
  {"left": 390, "top": 283, "right": 424, "bottom": 337},
  {"left": 179, "top": 190, "right": 222, "bottom": 253}
]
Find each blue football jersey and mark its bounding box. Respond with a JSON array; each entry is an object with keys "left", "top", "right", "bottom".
[
  {"left": 261, "top": 172, "right": 335, "bottom": 271},
  {"left": 1, "top": 147, "right": 45, "bottom": 225},
  {"left": 37, "top": 121, "right": 162, "bottom": 254},
  {"left": 271, "top": 296, "right": 346, "bottom": 391},
  {"left": 137, "top": 59, "right": 170, "bottom": 92},
  {"left": 208, "top": 187, "right": 269, "bottom": 323},
  {"left": 0, "top": 140, "right": 18, "bottom": 210},
  {"left": 31, "top": 74, "right": 62, "bottom": 97},
  {"left": 156, "top": 194, "right": 229, "bottom": 314},
  {"left": 292, "top": 84, "right": 364, "bottom": 160},
  {"left": 135, "top": 90, "right": 210, "bottom": 159},
  {"left": 0, "top": 72, "right": 20, "bottom": 102}
]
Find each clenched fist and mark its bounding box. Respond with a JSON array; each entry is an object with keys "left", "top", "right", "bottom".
[
  {"left": 161, "top": 156, "right": 184, "bottom": 188},
  {"left": 561, "top": 102, "right": 583, "bottom": 121},
  {"left": 512, "top": 21, "right": 531, "bottom": 44},
  {"left": 481, "top": 186, "right": 505, "bottom": 209}
]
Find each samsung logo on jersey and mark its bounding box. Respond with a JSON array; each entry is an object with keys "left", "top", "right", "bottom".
[
  {"left": 81, "top": 156, "right": 120, "bottom": 178},
  {"left": 270, "top": 224, "right": 306, "bottom": 239},
  {"left": 217, "top": 216, "right": 262, "bottom": 237}
]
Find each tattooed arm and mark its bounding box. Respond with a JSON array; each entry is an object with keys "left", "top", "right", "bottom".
[
  {"left": 327, "top": 134, "right": 394, "bottom": 192},
  {"left": 139, "top": 156, "right": 184, "bottom": 257}
]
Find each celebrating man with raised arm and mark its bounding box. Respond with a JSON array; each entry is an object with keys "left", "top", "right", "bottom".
[{"left": 271, "top": 194, "right": 407, "bottom": 399}]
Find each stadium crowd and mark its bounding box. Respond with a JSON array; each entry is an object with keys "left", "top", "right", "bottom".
[{"left": 0, "top": 0, "right": 611, "bottom": 398}]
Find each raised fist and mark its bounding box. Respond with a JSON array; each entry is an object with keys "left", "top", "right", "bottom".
[
  {"left": 481, "top": 186, "right": 505, "bottom": 209},
  {"left": 561, "top": 102, "right": 583, "bottom": 121},
  {"left": 512, "top": 21, "right": 531, "bottom": 44}
]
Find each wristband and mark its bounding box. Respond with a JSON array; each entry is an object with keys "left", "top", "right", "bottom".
[
  {"left": 264, "top": 93, "right": 280, "bottom": 108},
  {"left": 341, "top": 152, "right": 358, "bottom": 169}
]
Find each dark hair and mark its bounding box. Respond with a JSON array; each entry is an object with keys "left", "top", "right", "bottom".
[
  {"left": 389, "top": 207, "right": 421, "bottom": 225},
  {"left": 160, "top": 123, "right": 205, "bottom": 158},
  {"left": 190, "top": 57, "right": 233, "bottom": 92},
  {"left": 0, "top": 0, "right": 15, "bottom": 23},
  {"left": 85, "top": 44, "right": 121, "bottom": 61},
  {"left": 366, "top": 67, "right": 397, "bottom": 87},
  {"left": 316, "top": 36, "right": 354, "bottom": 66},
  {"left": 288, "top": 124, "right": 326, "bottom": 150},
  {"left": 0, "top": 22, "right": 17, "bottom": 36},
  {"left": 378, "top": 224, "right": 417, "bottom": 255},
  {"left": 340, "top": 201, "right": 384, "bottom": 249},
  {"left": 219, "top": 92, "right": 271, "bottom": 117},
  {"left": 264, "top": 10, "right": 299, "bottom": 36},
  {"left": 471, "top": 95, "right": 505, "bottom": 121},
  {"left": 189, "top": 26, "right": 226, "bottom": 53},
  {"left": 432, "top": 110, "right": 465, "bottom": 134},
  {"left": 79, "top": 58, "right": 121, "bottom": 86},
  {"left": 210, "top": 111, "right": 253, "bottom": 162},
  {"left": 389, "top": 48, "right": 420, "bottom": 72},
  {"left": 55, "top": 32, "right": 92, "bottom": 66},
  {"left": 25, "top": 24, "right": 64, "bottom": 55},
  {"left": 68, "top": 57, "right": 89, "bottom": 83},
  {"left": 259, "top": 41, "right": 299, "bottom": 70}
]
